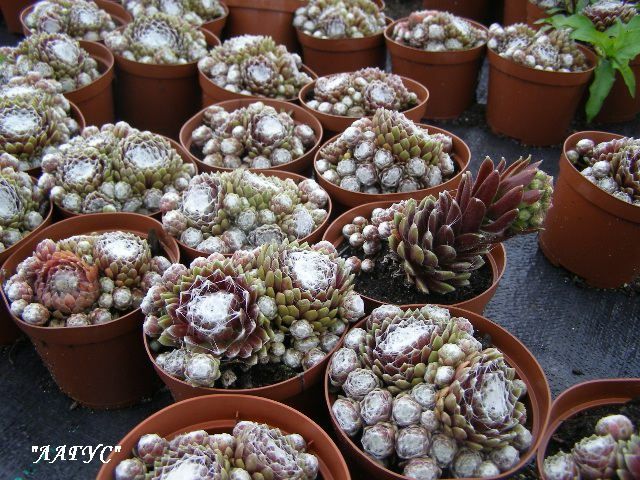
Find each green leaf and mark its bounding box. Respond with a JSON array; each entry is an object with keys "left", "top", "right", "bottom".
[
  {"left": 586, "top": 58, "right": 616, "bottom": 121},
  {"left": 612, "top": 57, "right": 636, "bottom": 97}
]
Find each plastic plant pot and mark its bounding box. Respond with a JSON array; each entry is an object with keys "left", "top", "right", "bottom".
[
  {"left": 503, "top": 0, "right": 529, "bottom": 25},
  {"left": 0, "top": 0, "right": 36, "bottom": 33},
  {"left": 322, "top": 199, "right": 507, "bottom": 315},
  {"left": 96, "top": 394, "right": 351, "bottom": 480},
  {"left": 422, "top": 0, "right": 491, "bottom": 24},
  {"left": 179, "top": 98, "right": 324, "bottom": 175},
  {"left": 526, "top": 1, "right": 549, "bottom": 29},
  {"left": 539, "top": 130, "right": 640, "bottom": 288},
  {"left": 199, "top": 2, "right": 229, "bottom": 38},
  {"left": 0, "top": 213, "right": 181, "bottom": 409}
]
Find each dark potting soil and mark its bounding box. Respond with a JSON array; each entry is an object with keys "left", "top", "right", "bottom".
[
  {"left": 230, "top": 362, "right": 300, "bottom": 390},
  {"left": 339, "top": 242, "right": 493, "bottom": 305}
]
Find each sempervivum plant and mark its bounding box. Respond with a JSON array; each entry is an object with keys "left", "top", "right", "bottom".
[
  {"left": 583, "top": 0, "right": 638, "bottom": 31},
  {"left": 142, "top": 241, "right": 364, "bottom": 388},
  {"left": 190, "top": 101, "right": 318, "bottom": 169},
  {"left": 567, "top": 136, "right": 640, "bottom": 205},
  {"left": 293, "top": 0, "right": 386, "bottom": 39},
  {"left": 160, "top": 170, "right": 329, "bottom": 254},
  {"left": 198, "top": 35, "right": 313, "bottom": 99},
  {"left": 304, "top": 68, "right": 418, "bottom": 117},
  {"left": 0, "top": 33, "right": 101, "bottom": 92},
  {"left": 124, "top": 0, "right": 226, "bottom": 27},
  {"left": 391, "top": 10, "right": 488, "bottom": 52},
  {"left": 37, "top": 122, "right": 196, "bottom": 215},
  {"left": 487, "top": 23, "right": 589, "bottom": 72},
  {"left": 316, "top": 108, "right": 455, "bottom": 194},
  {"left": 104, "top": 12, "right": 207, "bottom": 64},
  {"left": 340, "top": 157, "right": 553, "bottom": 294},
  {"left": 328, "top": 304, "right": 532, "bottom": 479},
  {"left": 24, "top": 0, "right": 117, "bottom": 41},
  {"left": 114, "top": 421, "right": 320, "bottom": 480},
  {"left": 4, "top": 231, "right": 172, "bottom": 327}
]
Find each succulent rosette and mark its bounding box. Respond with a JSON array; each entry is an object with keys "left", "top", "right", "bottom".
[
  {"left": 316, "top": 108, "right": 456, "bottom": 194},
  {"left": 4, "top": 231, "right": 172, "bottom": 327},
  {"left": 293, "top": 0, "right": 386, "bottom": 39},
  {"left": 198, "top": 35, "right": 313, "bottom": 99},
  {"left": 37, "top": 121, "right": 196, "bottom": 215},
  {"left": 305, "top": 68, "right": 418, "bottom": 118},
  {"left": 104, "top": 12, "right": 208, "bottom": 64},
  {"left": 583, "top": 0, "right": 638, "bottom": 31},
  {"left": 190, "top": 101, "right": 318, "bottom": 170},
  {"left": 391, "top": 10, "right": 488, "bottom": 52},
  {"left": 328, "top": 303, "right": 532, "bottom": 478},
  {"left": 114, "top": 421, "right": 319, "bottom": 480},
  {"left": 124, "top": 0, "right": 226, "bottom": 27},
  {"left": 25, "top": 0, "right": 118, "bottom": 41},
  {"left": 143, "top": 241, "right": 364, "bottom": 388},
  {"left": 160, "top": 169, "right": 329, "bottom": 254}
]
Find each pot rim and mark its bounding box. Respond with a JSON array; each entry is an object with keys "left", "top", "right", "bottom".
[{"left": 198, "top": 1, "right": 229, "bottom": 30}]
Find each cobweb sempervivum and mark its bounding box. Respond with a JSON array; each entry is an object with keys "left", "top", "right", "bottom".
[
  {"left": 316, "top": 108, "right": 455, "bottom": 194},
  {"left": 544, "top": 413, "right": 640, "bottom": 480},
  {"left": 583, "top": 0, "right": 638, "bottom": 31},
  {"left": 328, "top": 304, "right": 532, "bottom": 479},
  {"left": 24, "top": 0, "right": 117, "bottom": 42},
  {"left": 198, "top": 35, "right": 313, "bottom": 99},
  {"left": 189, "top": 101, "right": 317, "bottom": 170},
  {"left": 124, "top": 0, "right": 226, "bottom": 28},
  {"left": 37, "top": 122, "right": 196, "bottom": 214},
  {"left": 4, "top": 231, "right": 171, "bottom": 327},
  {"left": 114, "top": 421, "right": 320, "bottom": 480},
  {"left": 160, "top": 170, "right": 329, "bottom": 254},
  {"left": 104, "top": 12, "right": 208, "bottom": 64},
  {"left": 293, "top": 0, "right": 386, "bottom": 39},
  {"left": 0, "top": 33, "right": 100, "bottom": 92},
  {"left": 340, "top": 156, "right": 553, "bottom": 294},
  {"left": 143, "top": 241, "right": 364, "bottom": 388},
  {"left": 566, "top": 136, "right": 640, "bottom": 206},
  {"left": 392, "top": 10, "right": 488, "bottom": 52},
  {"left": 487, "top": 23, "right": 588, "bottom": 72},
  {"left": 305, "top": 68, "right": 418, "bottom": 118}
]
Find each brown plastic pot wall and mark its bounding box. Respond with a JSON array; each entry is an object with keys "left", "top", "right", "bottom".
[
  {"left": 422, "top": 0, "right": 490, "bottom": 23},
  {"left": 199, "top": 3, "right": 228, "bottom": 38},
  {"left": 594, "top": 55, "right": 640, "bottom": 124},
  {"left": 326, "top": 307, "right": 552, "bottom": 480},
  {"left": 0, "top": 213, "right": 180, "bottom": 409},
  {"left": 96, "top": 394, "right": 351, "bottom": 480},
  {"left": 298, "top": 76, "right": 429, "bottom": 136},
  {"left": 314, "top": 124, "right": 470, "bottom": 208},
  {"left": 536, "top": 379, "right": 640, "bottom": 479},
  {"left": 503, "top": 0, "right": 528, "bottom": 25},
  {"left": 385, "top": 19, "right": 487, "bottom": 119},
  {"left": 526, "top": 1, "right": 548, "bottom": 29},
  {"left": 113, "top": 30, "right": 220, "bottom": 139},
  {"left": 0, "top": 0, "right": 35, "bottom": 33},
  {"left": 486, "top": 46, "right": 596, "bottom": 146},
  {"left": 539, "top": 131, "right": 640, "bottom": 288}
]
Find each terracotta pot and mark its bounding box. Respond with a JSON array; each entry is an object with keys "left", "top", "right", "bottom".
[
  {"left": 486, "top": 46, "right": 596, "bottom": 146},
  {"left": 0, "top": 213, "right": 180, "bottom": 409},
  {"left": 199, "top": 2, "right": 228, "bottom": 38},
  {"left": 179, "top": 99, "right": 323, "bottom": 175},
  {"left": 594, "top": 55, "right": 640, "bottom": 124},
  {"left": 503, "top": 0, "right": 528, "bottom": 25},
  {"left": 96, "top": 394, "right": 351, "bottom": 480},
  {"left": 322, "top": 199, "right": 506, "bottom": 314},
  {"left": 526, "top": 0, "right": 548, "bottom": 29},
  {"left": 422, "top": 0, "right": 491, "bottom": 23},
  {"left": 0, "top": 0, "right": 35, "bottom": 33},
  {"left": 199, "top": 65, "right": 317, "bottom": 108},
  {"left": 314, "top": 124, "right": 471, "bottom": 208},
  {"left": 539, "top": 131, "right": 640, "bottom": 288},
  {"left": 536, "top": 378, "right": 640, "bottom": 479},
  {"left": 298, "top": 76, "right": 430, "bottom": 136},
  {"left": 326, "top": 307, "right": 552, "bottom": 480},
  {"left": 385, "top": 19, "right": 487, "bottom": 119},
  {"left": 175, "top": 169, "right": 333, "bottom": 262},
  {"left": 112, "top": 30, "right": 220, "bottom": 139}
]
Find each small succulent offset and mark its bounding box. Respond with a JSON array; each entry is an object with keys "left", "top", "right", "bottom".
[
  {"left": 582, "top": 0, "right": 638, "bottom": 31},
  {"left": 304, "top": 68, "right": 418, "bottom": 117},
  {"left": 329, "top": 304, "right": 532, "bottom": 479},
  {"left": 567, "top": 136, "right": 640, "bottom": 205},
  {"left": 142, "top": 241, "right": 364, "bottom": 388},
  {"left": 340, "top": 157, "right": 553, "bottom": 294},
  {"left": 544, "top": 413, "right": 639, "bottom": 480},
  {"left": 4, "top": 231, "right": 172, "bottom": 327},
  {"left": 124, "top": 0, "right": 226, "bottom": 27},
  {"left": 391, "top": 10, "right": 488, "bottom": 52},
  {"left": 293, "top": 0, "right": 386, "bottom": 39},
  {"left": 198, "top": 35, "right": 313, "bottom": 99},
  {"left": 24, "top": 0, "right": 117, "bottom": 41},
  {"left": 487, "top": 23, "right": 589, "bottom": 72},
  {"left": 37, "top": 122, "right": 196, "bottom": 215},
  {"left": 316, "top": 108, "right": 455, "bottom": 194},
  {"left": 104, "top": 12, "right": 208, "bottom": 64},
  {"left": 114, "top": 421, "right": 320, "bottom": 480},
  {"left": 0, "top": 33, "right": 101, "bottom": 92},
  {"left": 190, "top": 101, "right": 318, "bottom": 170},
  {"left": 160, "top": 170, "right": 329, "bottom": 254}
]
